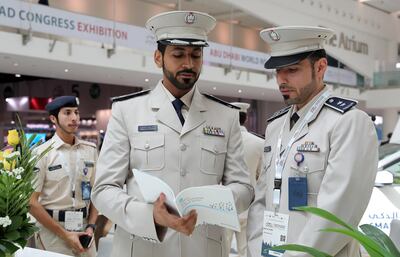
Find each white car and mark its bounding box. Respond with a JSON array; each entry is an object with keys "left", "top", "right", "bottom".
[{"left": 360, "top": 142, "right": 400, "bottom": 235}]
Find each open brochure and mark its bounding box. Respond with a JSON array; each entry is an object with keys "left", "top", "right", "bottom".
[{"left": 133, "top": 169, "right": 240, "bottom": 231}]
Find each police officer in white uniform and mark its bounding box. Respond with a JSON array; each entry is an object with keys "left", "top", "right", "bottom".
[
  {"left": 227, "top": 102, "right": 264, "bottom": 257},
  {"left": 91, "top": 11, "right": 254, "bottom": 257},
  {"left": 29, "top": 96, "right": 98, "bottom": 257},
  {"left": 246, "top": 26, "right": 378, "bottom": 257}
]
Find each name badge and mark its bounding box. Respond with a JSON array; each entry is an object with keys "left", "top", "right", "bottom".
[
  {"left": 48, "top": 164, "right": 62, "bottom": 171},
  {"left": 81, "top": 181, "right": 91, "bottom": 200},
  {"left": 261, "top": 211, "right": 289, "bottom": 257},
  {"left": 288, "top": 177, "right": 308, "bottom": 211},
  {"left": 138, "top": 125, "right": 158, "bottom": 132},
  {"left": 84, "top": 161, "right": 94, "bottom": 168},
  {"left": 64, "top": 211, "right": 83, "bottom": 231}
]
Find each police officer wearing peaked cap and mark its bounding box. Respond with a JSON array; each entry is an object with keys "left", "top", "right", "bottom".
[
  {"left": 246, "top": 26, "right": 378, "bottom": 257},
  {"left": 92, "top": 10, "right": 254, "bottom": 257},
  {"left": 30, "top": 96, "right": 99, "bottom": 257}
]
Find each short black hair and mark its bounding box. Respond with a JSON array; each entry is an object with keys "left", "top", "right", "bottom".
[
  {"left": 239, "top": 112, "right": 247, "bottom": 125},
  {"left": 157, "top": 43, "right": 167, "bottom": 55},
  {"left": 307, "top": 49, "right": 327, "bottom": 66}
]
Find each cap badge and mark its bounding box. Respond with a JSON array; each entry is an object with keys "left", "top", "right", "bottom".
[
  {"left": 269, "top": 30, "right": 280, "bottom": 41},
  {"left": 185, "top": 12, "right": 196, "bottom": 24}
]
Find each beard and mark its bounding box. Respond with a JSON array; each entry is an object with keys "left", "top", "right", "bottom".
[
  {"left": 280, "top": 78, "right": 317, "bottom": 106},
  {"left": 163, "top": 65, "right": 199, "bottom": 90}
]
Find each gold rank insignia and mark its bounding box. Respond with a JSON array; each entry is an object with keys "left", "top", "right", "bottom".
[
  {"left": 203, "top": 126, "right": 225, "bottom": 137},
  {"left": 297, "top": 141, "right": 320, "bottom": 152}
]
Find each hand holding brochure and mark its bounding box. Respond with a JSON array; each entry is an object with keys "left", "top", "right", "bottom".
[{"left": 133, "top": 169, "right": 240, "bottom": 231}]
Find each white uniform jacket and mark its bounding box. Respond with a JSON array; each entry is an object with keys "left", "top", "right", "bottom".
[
  {"left": 247, "top": 88, "right": 378, "bottom": 257},
  {"left": 92, "top": 81, "right": 254, "bottom": 257}
]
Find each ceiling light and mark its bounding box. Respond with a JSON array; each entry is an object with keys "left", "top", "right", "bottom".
[
  {"left": 13, "top": 63, "right": 18, "bottom": 66},
  {"left": 238, "top": 89, "right": 242, "bottom": 93},
  {"left": 213, "top": 87, "right": 217, "bottom": 90},
  {"left": 396, "top": 63, "right": 400, "bottom": 69},
  {"left": 11, "top": 120, "right": 15, "bottom": 124},
  {"left": 15, "top": 74, "right": 21, "bottom": 77},
  {"left": 145, "top": 78, "right": 149, "bottom": 82},
  {"left": 64, "top": 69, "right": 69, "bottom": 73}
]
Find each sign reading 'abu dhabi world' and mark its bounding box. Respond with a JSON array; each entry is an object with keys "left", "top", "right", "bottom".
[
  {"left": 0, "top": 0, "right": 357, "bottom": 84},
  {"left": 0, "top": 0, "right": 270, "bottom": 72}
]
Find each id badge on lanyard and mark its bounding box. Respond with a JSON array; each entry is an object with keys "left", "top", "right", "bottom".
[{"left": 261, "top": 211, "right": 289, "bottom": 257}]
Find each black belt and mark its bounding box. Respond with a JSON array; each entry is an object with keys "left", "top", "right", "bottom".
[{"left": 46, "top": 207, "right": 87, "bottom": 222}]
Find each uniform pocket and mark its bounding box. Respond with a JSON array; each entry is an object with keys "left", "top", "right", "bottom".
[
  {"left": 132, "top": 134, "right": 165, "bottom": 171},
  {"left": 200, "top": 139, "right": 227, "bottom": 176},
  {"left": 294, "top": 153, "right": 326, "bottom": 195}
]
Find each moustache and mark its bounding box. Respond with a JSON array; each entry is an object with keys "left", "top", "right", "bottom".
[
  {"left": 177, "top": 69, "right": 197, "bottom": 76},
  {"left": 279, "top": 84, "right": 293, "bottom": 91}
]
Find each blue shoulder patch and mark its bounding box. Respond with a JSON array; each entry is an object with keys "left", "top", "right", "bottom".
[
  {"left": 203, "top": 94, "right": 240, "bottom": 110},
  {"left": 111, "top": 90, "right": 151, "bottom": 103},
  {"left": 324, "top": 96, "right": 357, "bottom": 114},
  {"left": 267, "top": 106, "right": 291, "bottom": 123}
]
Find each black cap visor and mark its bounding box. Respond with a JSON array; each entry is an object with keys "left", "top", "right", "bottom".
[
  {"left": 158, "top": 38, "right": 208, "bottom": 47},
  {"left": 264, "top": 51, "right": 315, "bottom": 69}
]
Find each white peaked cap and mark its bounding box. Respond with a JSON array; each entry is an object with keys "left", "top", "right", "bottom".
[
  {"left": 259, "top": 26, "right": 334, "bottom": 69},
  {"left": 146, "top": 11, "right": 216, "bottom": 47}
]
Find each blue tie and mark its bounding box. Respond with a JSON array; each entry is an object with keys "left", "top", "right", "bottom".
[{"left": 172, "top": 98, "right": 185, "bottom": 125}]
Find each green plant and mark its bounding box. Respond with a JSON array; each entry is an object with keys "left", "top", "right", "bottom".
[
  {"left": 271, "top": 206, "right": 400, "bottom": 257},
  {"left": 0, "top": 124, "right": 52, "bottom": 257}
]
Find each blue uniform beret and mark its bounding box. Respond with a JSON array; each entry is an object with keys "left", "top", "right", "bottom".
[{"left": 45, "top": 96, "right": 79, "bottom": 114}]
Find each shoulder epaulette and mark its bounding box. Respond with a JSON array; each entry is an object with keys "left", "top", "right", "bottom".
[
  {"left": 266, "top": 106, "right": 291, "bottom": 123},
  {"left": 111, "top": 90, "right": 151, "bottom": 103},
  {"left": 250, "top": 131, "right": 265, "bottom": 140},
  {"left": 203, "top": 94, "right": 240, "bottom": 110},
  {"left": 324, "top": 96, "right": 357, "bottom": 114}
]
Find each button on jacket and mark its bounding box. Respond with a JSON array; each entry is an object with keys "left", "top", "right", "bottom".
[
  {"left": 92, "top": 80, "right": 254, "bottom": 257},
  {"left": 34, "top": 134, "right": 97, "bottom": 210},
  {"left": 247, "top": 88, "right": 378, "bottom": 257}
]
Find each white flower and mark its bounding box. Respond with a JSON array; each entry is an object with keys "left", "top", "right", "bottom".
[
  {"left": 0, "top": 216, "right": 12, "bottom": 228},
  {"left": 5, "top": 151, "right": 20, "bottom": 160}
]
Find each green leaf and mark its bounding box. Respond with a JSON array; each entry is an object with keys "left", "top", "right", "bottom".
[
  {"left": 271, "top": 244, "right": 332, "bottom": 257},
  {"left": 360, "top": 224, "right": 400, "bottom": 256},
  {"left": 8, "top": 216, "right": 23, "bottom": 231},
  {"left": 0, "top": 240, "right": 19, "bottom": 254},
  {"left": 14, "top": 238, "right": 27, "bottom": 248},
  {"left": 321, "top": 228, "right": 389, "bottom": 257},
  {"left": 4, "top": 231, "right": 20, "bottom": 241},
  {"left": 295, "top": 206, "right": 355, "bottom": 231}
]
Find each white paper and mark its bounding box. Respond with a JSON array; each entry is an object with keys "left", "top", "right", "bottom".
[
  {"left": 261, "top": 211, "right": 289, "bottom": 257},
  {"left": 64, "top": 211, "right": 83, "bottom": 231},
  {"left": 133, "top": 169, "right": 240, "bottom": 231}
]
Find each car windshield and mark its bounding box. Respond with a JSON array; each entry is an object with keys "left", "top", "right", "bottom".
[{"left": 379, "top": 143, "right": 400, "bottom": 160}]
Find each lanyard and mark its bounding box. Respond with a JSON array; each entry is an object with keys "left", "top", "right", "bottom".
[{"left": 273, "top": 91, "right": 330, "bottom": 210}]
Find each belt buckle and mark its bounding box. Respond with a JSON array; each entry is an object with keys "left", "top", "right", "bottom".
[{"left": 274, "top": 178, "right": 282, "bottom": 189}]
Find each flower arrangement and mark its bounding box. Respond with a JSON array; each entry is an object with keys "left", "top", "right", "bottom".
[{"left": 0, "top": 125, "right": 52, "bottom": 257}]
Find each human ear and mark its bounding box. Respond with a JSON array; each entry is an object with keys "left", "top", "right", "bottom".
[{"left": 154, "top": 50, "right": 163, "bottom": 68}]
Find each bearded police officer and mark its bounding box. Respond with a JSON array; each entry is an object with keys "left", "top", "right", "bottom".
[
  {"left": 29, "top": 96, "right": 99, "bottom": 257},
  {"left": 91, "top": 11, "right": 254, "bottom": 257},
  {"left": 246, "top": 26, "right": 378, "bottom": 257}
]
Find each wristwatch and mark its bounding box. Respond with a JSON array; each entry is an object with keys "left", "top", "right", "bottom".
[{"left": 85, "top": 223, "right": 97, "bottom": 231}]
